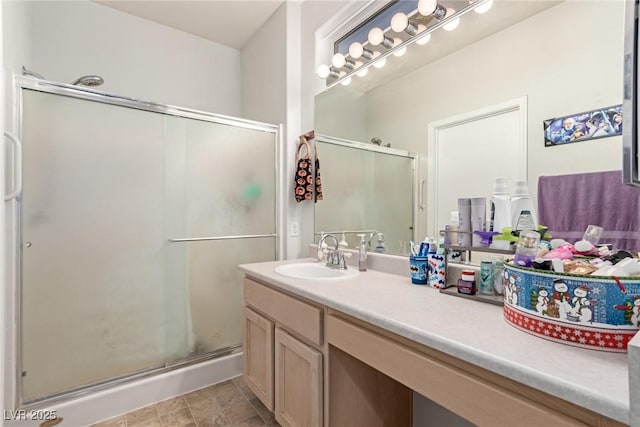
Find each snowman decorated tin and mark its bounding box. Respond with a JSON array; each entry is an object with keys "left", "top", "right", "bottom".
[{"left": 503, "top": 262, "right": 640, "bottom": 352}]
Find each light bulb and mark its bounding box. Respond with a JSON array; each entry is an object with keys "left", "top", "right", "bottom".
[
  {"left": 443, "top": 8, "right": 460, "bottom": 31},
  {"left": 393, "top": 38, "right": 406, "bottom": 57},
  {"left": 418, "top": 0, "right": 437, "bottom": 16},
  {"left": 316, "top": 64, "right": 330, "bottom": 79},
  {"left": 373, "top": 57, "right": 387, "bottom": 69},
  {"left": 349, "top": 42, "right": 364, "bottom": 59},
  {"left": 340, "top": 77, "right": 352, "bottom": 86},
  {"left": 416, "top": 32, "right": 431, "bottom": 46},
  {"left": 357, "top": 68, "right": 368, "bottom": 77},
  {"left": 368, "top": 27, "right": 385, "bottom": 45},
  {"left": 332, "top": 53, "right": 346, "bottom": 68},
  {"left": 390, "top": 13, "right": 409, "bottom": 33},
  {"left": 474, "top": 0, "right": 493, "bottom": 14}
]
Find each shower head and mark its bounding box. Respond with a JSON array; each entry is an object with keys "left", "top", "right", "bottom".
[
  {"left": 22, "top": 66, "right": 46, "bottom": 80},
  {"left": 70, "top": 75, "right": 104, "bottom": 87}
]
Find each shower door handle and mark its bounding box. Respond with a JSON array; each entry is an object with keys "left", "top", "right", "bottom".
[
  {"left": 418, "top": 177, "right": 425, "bottom": 211},
  {"left": 4, "top": 131, "right": 23, "bottom": 201}
]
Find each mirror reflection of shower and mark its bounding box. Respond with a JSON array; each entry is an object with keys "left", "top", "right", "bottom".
[{"left": 22, "top": 65, "right": 104, "bottom": 87}]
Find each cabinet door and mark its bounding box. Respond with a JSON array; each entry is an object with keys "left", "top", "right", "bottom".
[
  {"left": 243, "top": 307, "right": 274, "bottom": 410},
  {"left": 275, "top": 328, "right": 323, "bottom": 427}
]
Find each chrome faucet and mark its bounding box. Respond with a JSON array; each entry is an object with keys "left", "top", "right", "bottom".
[{"left": 317, "top": 233, "right": 349, "bottom": 269}]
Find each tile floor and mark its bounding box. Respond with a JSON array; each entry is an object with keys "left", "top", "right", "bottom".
[{"left": 91, "top": 376, "right": 277, "bottom": 427}]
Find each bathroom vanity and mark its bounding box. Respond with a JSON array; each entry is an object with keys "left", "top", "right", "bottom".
[{"left": 239, "top": 258, "right": 631, "bottom": 427}]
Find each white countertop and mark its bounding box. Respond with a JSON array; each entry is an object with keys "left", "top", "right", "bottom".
[{"left": 239, "top": 258, "right": 631, "bottom": 424}]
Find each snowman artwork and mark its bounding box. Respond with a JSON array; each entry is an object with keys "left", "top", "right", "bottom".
[
  {"left": 536, "top": 289, "right": 549, "bottom": 316},
  {"left": 570, "top": 285, "right": 592, "bottom": 323},
  {"left": 552, "top": 279, "right": 572, "bottom": 320},
  {"left": 631, "top": 299, "right": 640, "bottom": 327},
  {"left": 505, "top": 275, "right": 518, "bottom": 306}
]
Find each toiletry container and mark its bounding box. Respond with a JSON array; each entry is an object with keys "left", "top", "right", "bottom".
[
  {"left": 357, "top": 234, "right": 367, "bottom": 272},
  {"left": 514, "top": 230, "right": 540, "bottom": 268},
  {"left": 490, "top": 177, "right": 511, "bottom": 234},
  {"left": 448, "top": 211, "right": 459, "bottom": 244},
  {"left": 457, "top": 270, "right": 476, "bottom": 295},
  {"left": 470, "top": 197, "right": 487, "bottom": 246},
  {"left": 457, "top": 199, "right": 472, "bottom": 246},
  {"left": 511, "top": 181, "right": 537, "bottom": 231},
  {"left": 479, "top": 261, "right": 495, "bottom": 295}
]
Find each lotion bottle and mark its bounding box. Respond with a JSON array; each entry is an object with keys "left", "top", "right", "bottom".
[{"left": 490, "top": 177, "right": 511, "bottom": 234}]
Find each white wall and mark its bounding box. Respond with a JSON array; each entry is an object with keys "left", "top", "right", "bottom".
[
  {"left": 241, "top": 4, "right": 286, "bottom": 126},
  {"left": 365, "top": 0, "right": 624, "bottom": 213},
  {"left": 11, "top": 0, "right": 242, "bottom": 116}
]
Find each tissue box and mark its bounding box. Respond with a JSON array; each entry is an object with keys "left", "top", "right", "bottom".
[{"left": 503, "top": 263, "right": 640, "bottom": 352}]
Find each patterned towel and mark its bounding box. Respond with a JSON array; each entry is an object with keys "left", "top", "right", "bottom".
[{"left": 314, "top": 141, "right": 323, "bottom": 203}]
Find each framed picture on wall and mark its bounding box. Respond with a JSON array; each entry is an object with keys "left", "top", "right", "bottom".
[{"left": 543, "top": 104, "right": 623, "bottom": 146}]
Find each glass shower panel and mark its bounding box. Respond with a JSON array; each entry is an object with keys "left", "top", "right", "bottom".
[
  {"left": 20, "top": 90, "right": 187, "bottom": 402},
  {"left": 165, "top": 117, "right": 276, "bottom": 356},
  {"left": 314, "top": 142, "right": 370, "bottom": 248}
]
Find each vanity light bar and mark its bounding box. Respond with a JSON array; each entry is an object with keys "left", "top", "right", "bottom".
[{"left": 317, "top": 0, "right": 493, "bottom": 89}]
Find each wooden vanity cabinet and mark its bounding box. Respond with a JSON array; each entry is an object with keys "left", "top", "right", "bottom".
[{"left": 243, "top": 277, "right": 324, "bottom": 427}]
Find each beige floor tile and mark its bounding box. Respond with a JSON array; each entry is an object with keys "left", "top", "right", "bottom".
[
  {"left": 91, "top": 416, "right": 126, "bottom": 427},
  {"left": 208, "top": 380, "right": 237, "bottom": 397},
  {"left": 125, "top": 406, "right": 159, "bottom": 426},
  {"left": 236, "top": 415, "right": 266, "bottom": 427},
  {"left": 214, "top": 388, "right": 246, "bottom": 408},
  {"left": 156, "top": 396, "right": 188, "bottom": 415},
  {"left": 222, "top": 399, "right": 258, "bottom": 424},
  {"left": 192, "top": 410, "right": 231, "bottom": 427},
  {"left": 248, "top": 397, "right": 275, "bottom": 425},
  {"left": 129, "top": 417, "right": 163, "bottom": 427},
  {"left": 159, "top": 408, "right": 196, "bottom": 427}
]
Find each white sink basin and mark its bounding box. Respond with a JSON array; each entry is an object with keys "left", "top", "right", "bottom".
[{"left": 274, "top": 262, "right": 359, "bottom": 280}]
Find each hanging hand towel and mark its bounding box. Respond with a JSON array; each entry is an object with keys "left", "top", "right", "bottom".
[
  {"left": 313, "top": 138, "right": 323, "bottom": 202},
  {"left": 294, "top": 135, "right": 313, "bottom": 203}
]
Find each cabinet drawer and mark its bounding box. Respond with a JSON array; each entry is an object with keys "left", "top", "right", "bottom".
[
  {"left": 244, "top": 278, "right": 323, "bottom": 346},
  {"left": 327, "top": 315, "right": 586, "bottom": 427}
]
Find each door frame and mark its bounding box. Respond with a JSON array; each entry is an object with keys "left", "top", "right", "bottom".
[{"left": 426, "top": 96, "right": 528, "bottom": 237}]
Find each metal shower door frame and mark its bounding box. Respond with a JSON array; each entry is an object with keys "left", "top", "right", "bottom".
[{"left": 7, "top": 75, "right": 283, "bottom": 409}]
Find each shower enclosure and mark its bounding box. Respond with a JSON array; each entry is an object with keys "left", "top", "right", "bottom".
[{"left": 4, "top": 77, "right": 280, "bottom": 406}]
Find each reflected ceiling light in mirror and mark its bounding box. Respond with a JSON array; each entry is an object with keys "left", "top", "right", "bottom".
[
  {"left": 341, "top": 77, "right": 352, "bottom": 86},
  {"left": 373, "top": 57, "right": 387, "bottom": 69},
  {"left": 393, "top": 38, "right": 407, "bottom": 57},
  {"left": 473, "top": 0, "right": 493, "bottom": 14},
  {"left": 418, "top": 0, "right": 446, "bottom": 19},
  {"left": 319, "top": 0, "right": 493, "bottom": 87},
  {"left": 443, "top": 8, "right": 460, "bottom": 31},
  {"left": 415, "top": 24, "right": 431, "bottom": 45},
  {"left": 368, "top": 27, "right": 394, "bottom": 49},
  {"left": 349, "top": 42, "right": 374, "bottom": 60},
  {"left": 390, "top": 12, "right": 418, "bottom": 36}
]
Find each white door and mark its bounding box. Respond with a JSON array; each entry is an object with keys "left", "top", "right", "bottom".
[{"left": 427, "top": 98, "right": 527, "bottom": 237}]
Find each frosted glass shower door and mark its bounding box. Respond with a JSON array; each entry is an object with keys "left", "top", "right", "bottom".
[
  {"left": 165, "top": 116, "right": 277, "bottom": 357},
  {"left": 19, "top": 90, "right": 188, "bottom": 402}
]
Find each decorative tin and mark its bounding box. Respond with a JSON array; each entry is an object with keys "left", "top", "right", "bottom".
[{"left": 503, "top": 262, "right": 640, "bottom": 352}]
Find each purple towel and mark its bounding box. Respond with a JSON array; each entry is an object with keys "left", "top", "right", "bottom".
[{"left": 537, "top": 170, "right": 640, "bottom": 251}]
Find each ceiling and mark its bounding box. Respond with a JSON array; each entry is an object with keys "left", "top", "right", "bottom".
[{"left": 95, "top": 0, "right": 285, "bottom": 50}]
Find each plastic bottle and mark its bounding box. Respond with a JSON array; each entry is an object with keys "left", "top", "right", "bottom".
[
  {"left": 490, "top": 177, "right": 511, "bottom": 234},
  {"left": 357, "top": 234, "right": 367, "bottom": 272},
  {"left": 511, "top": 180, "right": 537, "bottom": 231},
  {"left": 514, "top": 230, "right": 540, "bottom": 268}
]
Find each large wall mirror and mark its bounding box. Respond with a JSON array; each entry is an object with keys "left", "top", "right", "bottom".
[
  {"left": 313, "top": 135, "right": 416, "bottom": 255},
  {"left": 315, "top": 0, "right": 625, "bottom": 254}
]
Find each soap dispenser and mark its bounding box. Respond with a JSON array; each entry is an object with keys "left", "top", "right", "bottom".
[{"left": 357, "top": 234, "right": 367, "bottom": 272}]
